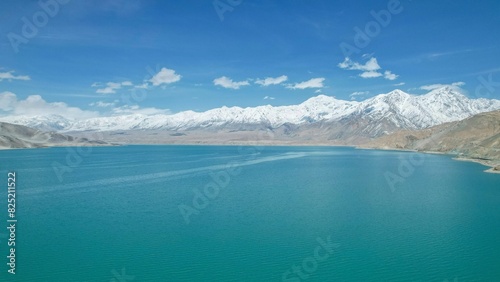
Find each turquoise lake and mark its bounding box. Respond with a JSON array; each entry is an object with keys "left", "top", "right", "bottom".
[{"left": 0, "top": 145, "right": 499, "bottom": 281}]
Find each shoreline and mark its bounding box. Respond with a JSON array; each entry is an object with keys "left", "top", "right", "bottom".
[
  {"left": 1, "top": 141, "right": 498, "bottom": 175},
  {"left": 453, "top": 157, "right": 500, "bottom": 174},
  {"left": 356, "top": 145, "right": 500, "bottom": 174}
]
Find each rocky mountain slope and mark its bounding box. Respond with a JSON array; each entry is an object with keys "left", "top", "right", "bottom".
[
  {"left": 2, "top": 87, "right": 499, "bottom": 141},
  {"left": 361, "top": 110, "right": 500, "bottom": 171},
  {"left": 0, "top": 122, "right": 108, "bottom": 149},
  {"left": 1, "top": 86, "right": 499, "bottom": 173}
]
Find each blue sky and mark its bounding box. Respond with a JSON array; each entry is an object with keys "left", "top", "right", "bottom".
[{"left": 1, "top": 0, "right": 499, "bottom": 118}]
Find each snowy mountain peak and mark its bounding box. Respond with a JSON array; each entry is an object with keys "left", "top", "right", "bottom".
[
  {"left": 302, "top": 94, "right": 340, "bottom": 106},
  {"left": 376, "top": 89, "right": 412, "bottom": 103},
  {"left": 386, "top": 89, "right": 410, "bottom": 96},
  {"left": 1, "top": 88, "right": 499, "bottom": 134},
  {"left": 424, "top": 86, "right": 468, "bottom": 100}
]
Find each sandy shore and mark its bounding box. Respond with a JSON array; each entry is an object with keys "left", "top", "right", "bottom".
[
  {"left": 356, "top": 145, "right": 500, "bottom": 174},
  {"left": 453, "top": 157, "right": 500, "bottom": 174}
]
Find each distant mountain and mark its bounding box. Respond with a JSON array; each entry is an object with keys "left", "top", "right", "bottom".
[
  {"left": 0, "top": 114, "right": 74, "bottom": 132},
  {"left": 2, "top": 87, "right": 499, "bottom": 139},
  {"left": 0, "top": 122, "right": 108, "bottom": 149},
  {"left": 361, "top": 110, "right": 500, "bottom": 171}
]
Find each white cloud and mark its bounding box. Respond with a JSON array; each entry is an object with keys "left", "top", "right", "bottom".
[
  {"left": 393, "top": 82, "right": 405, "bottom": 86},
  {"left": 359, "top": 71, "right": 382, "bottom": 78},
  {"left": 110, "top": 105, "right": 171, "bottom": 115},
  {"left": 350, "top": 91, "right": 369, "bottom": 97},
  {"left": 451, "top": 81, "right": 465, "bottom": 87},
  {"left": 90, "top": 67, "right": 180, "bottom": 93},
  {"left": 96, "top": 82, "right": 121, "bottom": 94},
  {"left": 134, "top": 83, "right": 149, "bottom": 89},
  {"left": 419, "top": 81, "right": 465, "bottom": 91},
  {"left": 349, "top": 91, "right": 369, "bottom": 100},
  {"left": 89, "top": 100, "right": 117, "bottom": 108},
  {"left": 419, "top": 84, "right": 445, "bottom": 90},
  {"left": 263, "top": 96, "right": 275, "bottom": 100},
  {"left": 338, "top": 57, "right": 398, "bottom": 80},
  {"left": 149, "top": 67, "right": 181, "bottom": 86},
  {"left": 338, "top": 57, "right": 381, "bottom": 72},
  {"left": 0, "top": 92, "right": 98, "bottom": 119},
  {"left": 384, "top": 70, "right": 398, "bottom": 80},
  {"left": 255, "top": 75, "right": 288, "bottom": 86},
  {"left": 93, "top": 81, "right": 134, "bottom": 94},
  {"left": 213, "top": 76, "right": 250, "bottom": 89},
  {"left": 0, "top": 91, "right": 17, "bottom": 111},
  {"left": 287, "top": 78, "right": 325, "bottom": 89},
  {"left": 0, "top": 70, "right": 30, "bottom": 82}
]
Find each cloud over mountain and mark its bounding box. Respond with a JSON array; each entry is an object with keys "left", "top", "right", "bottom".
[
  {"left": 149, "top": 67, "right": 182, "bottom": 86},
  {"left": 92, "top": 81, "right": 134, "bottom": 94},
  {"left": 287, "top": 78, "right": 325, "bottom": 89},
  {"left": 0, "top": 91, "right": 98, "bottom": 119},
  {"left": 338, "top": 57, "right": 399, "bottom": 80},
  {"left": 3, "top": 86, "right": 499, "bottom": 136},
  {"left": 0, "top": 70, "right": 31, "bottom": 82},
  {"left": 255, "top": 75, "right": 288, "bottom": 86},
  {"left": 213, "top": 76, "right": 250, "bottom": 89},
  {"left": 420, "top": 82, "right": 465, "bottom": 91}
]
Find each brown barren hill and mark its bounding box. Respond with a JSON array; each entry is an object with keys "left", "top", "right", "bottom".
[
  {"left": 362, "top": 110, "right": 500, "bottom": 170},
  {"left": 0, "top": 122, "right": 108, "bottom": 149}
]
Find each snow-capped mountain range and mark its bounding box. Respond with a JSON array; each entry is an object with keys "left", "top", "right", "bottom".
[{"left": 2, "top": 86, "right": 500, "bottom": 135}]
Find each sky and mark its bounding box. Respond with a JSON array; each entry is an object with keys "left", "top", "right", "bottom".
[{"left": 0, "top": 0, "right": 500, "bottom": 119}]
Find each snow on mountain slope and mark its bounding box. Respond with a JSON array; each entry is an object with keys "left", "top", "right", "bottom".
[
  {"left": 338, "top": 87, "right": 500, "bottom": 131},
  {"left": 0, "top": 114, "right": 74, "bottom": 132},
  {"left": 1, "top": 87, "right": 499, "bottom": 133}
]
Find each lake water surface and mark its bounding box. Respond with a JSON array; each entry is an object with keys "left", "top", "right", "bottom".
[{"left": 0, "top": 145, "right": 499, "bottom": 281}]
